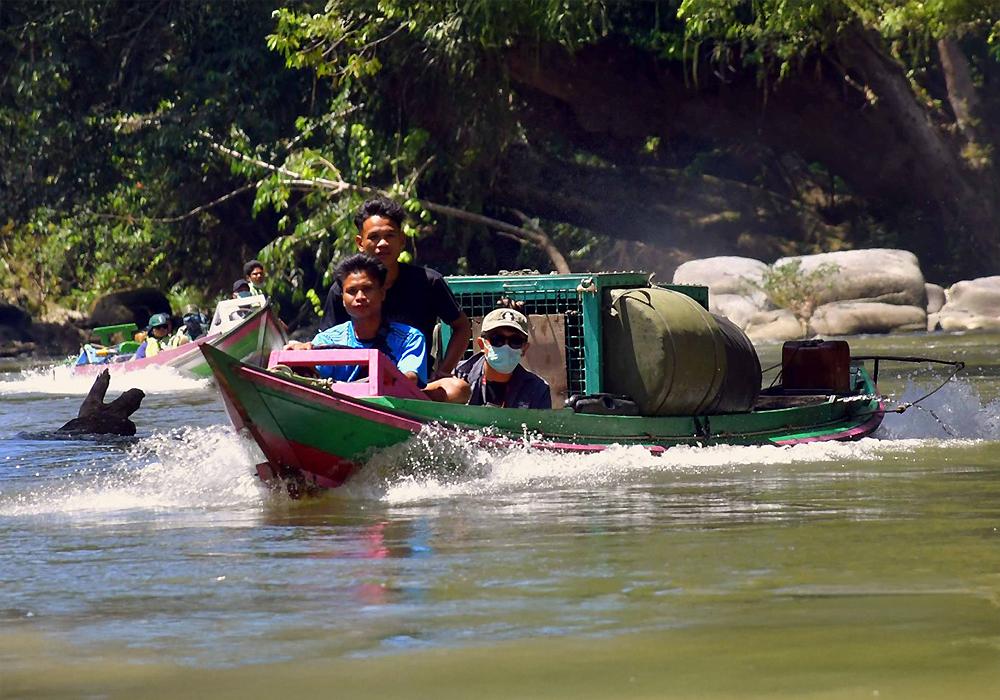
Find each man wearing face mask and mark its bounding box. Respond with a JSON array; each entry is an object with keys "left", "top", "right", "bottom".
[{"left": 452, "top": 308, "right": 551, "bottom": 409}]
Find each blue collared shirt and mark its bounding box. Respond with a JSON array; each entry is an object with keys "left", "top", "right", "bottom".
[{"left": 311, "top": 321, "right": 427, "bottom": 385}]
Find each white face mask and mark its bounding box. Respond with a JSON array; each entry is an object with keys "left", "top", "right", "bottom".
[{"left": 484, "top": 341, "right": 523, "bottom": 374}]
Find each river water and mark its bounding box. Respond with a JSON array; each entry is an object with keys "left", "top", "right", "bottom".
[{"left": 2, "top": 333, "right": 999, "bottom": 699}]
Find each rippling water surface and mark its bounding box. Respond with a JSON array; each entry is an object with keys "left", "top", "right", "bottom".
[{"left": 2, "top": 334, "right": 1000, "bottom": 699}]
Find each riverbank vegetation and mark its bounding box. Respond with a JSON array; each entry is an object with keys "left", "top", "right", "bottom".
[{"left": 3, "top": 0, "right": 999, "bottom": 325}]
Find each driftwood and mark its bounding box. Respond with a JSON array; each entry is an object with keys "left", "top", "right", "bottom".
[{"left": 58, "top": 369, "right": 145, "bottom": 436}]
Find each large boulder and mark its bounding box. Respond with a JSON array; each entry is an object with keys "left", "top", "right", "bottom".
[
  {"left": 0, "top": 302, "right": 30, "bottom": 328},
  {"left": 0, "top": 303, "right": 31, "bottom": 343},
  {"left": 774, "top": 249, "right": 926, "bottom": 307},
  {"left": 0, "top": 302, "right": 86, "bottom": 358},
  {"left": 89, "top": 288, "right": 171, "bottom": 328},
  {"left": 943, "top": 276, "right": 1000, "bottom": 315},
  {"left": 745, "top": 309, "right": 805, "bottom": 343},
  {"left": 925, "top": 283, "right": 946, "bottom": 314},
  {"left": 934, "top": 310, "right": 1000, "bottom": 332},
  {"left": 933, "top": 276, "right": 1000, "bottom": 331},
  {"left": 710, "top": 293, "right": 764, "bottom": 330},
  {"left": 809, "top": 301, "right": 927, "bottom": 336},
  {"left": 26, "top": 322, "right": 87, "bottom": 357},
  {"left": 673, "top": 256, "right": 770, "bottom": 307}
]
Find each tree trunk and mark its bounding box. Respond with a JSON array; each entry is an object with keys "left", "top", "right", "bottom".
[
  {"left": 834, "top": 30, "right": 1000, "bottom": 275},
  {"left": 937, "top": 37, "right": 984, "bottom": 144}
]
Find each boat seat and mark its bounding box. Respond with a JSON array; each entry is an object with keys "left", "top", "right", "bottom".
[{"left": 266, "top": 349, "right": 427, "bottom": 400}]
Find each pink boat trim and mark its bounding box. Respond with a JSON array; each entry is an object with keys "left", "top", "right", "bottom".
[
  {"left": 266, "top": 348, "right": 427, "bottom": 400},
  {"left": 772, "top": 401, "right": 885, "bottom": 445}
]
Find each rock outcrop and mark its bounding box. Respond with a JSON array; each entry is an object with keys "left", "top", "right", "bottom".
[
  {"left": 925, "top": 283, "right": 946, "bottom": 315},
  {"left": 1, "top": 301, "right": 97, "bottom": 358},
  {"left": 930, "top": 276, "right": 1000, "bottom": 332},
  {"left": 90, "top": 288, "right": 171, "bottom": 328},
  {"left": 675, "top": 248, "right": 933, "bottom": 341},
  {"left": 745, "top": 309, "right": 804, "bottom": 343},
  {"left": 774, "top": 249, "right": 926, "bottom": 307},
  {"left": 809, "top": 301, "right": 927, "bottom": 336},
  {"left": 673, "top": 256, "right": 772, "bottom": 327}
]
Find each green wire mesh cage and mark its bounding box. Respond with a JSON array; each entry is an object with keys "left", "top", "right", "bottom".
[{"left": 443, "top": 272, "right": 708, "bottom": 399}]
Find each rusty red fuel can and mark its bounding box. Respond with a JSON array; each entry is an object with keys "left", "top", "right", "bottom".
[{"left": 781, "top": 339, "right": 851, "bottom": 394}]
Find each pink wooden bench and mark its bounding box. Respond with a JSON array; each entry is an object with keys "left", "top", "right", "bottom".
[{"left": 267, "top": 349, "right": 428, "bottom": 400}]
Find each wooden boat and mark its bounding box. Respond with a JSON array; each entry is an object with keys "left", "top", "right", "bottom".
[
  {"left": 202, "top": 272, "right": 886, "bottom": 492},
  {"left": 201, "top": 344, "right": 882, "bottom": 491},
  {"left": 73, "top": 300, "right": 286, "bottom": 379}
]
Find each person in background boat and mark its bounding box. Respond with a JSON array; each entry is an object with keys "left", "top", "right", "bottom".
[
  {"left": 321, "top": 196, "right": 472, "bottom": 380},
  {"left": 211, "top": 279, "right": 264, "bottom": 329},
  {"left": 134, "top": 313, "right": 172, "bottom": 359},
  {"left": 243, "top": 260, "right": 267, "bottom": 297},
  {"left": 453, "top": 308, "right": 551, "bottom": 409},
  {"left": 168, "top": 305, "right": 208, "bottom": 347},
  {"left": 232, "top": 278, "right": 253, "bottom": 298}
]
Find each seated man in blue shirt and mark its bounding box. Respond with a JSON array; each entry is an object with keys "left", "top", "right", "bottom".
[{"left": 285, "top": 254, "right": 427, "bottom": 385}]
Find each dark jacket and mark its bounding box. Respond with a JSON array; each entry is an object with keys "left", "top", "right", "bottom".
[{"left": 454, "top": 353, "right": 552, "bottom": 410}]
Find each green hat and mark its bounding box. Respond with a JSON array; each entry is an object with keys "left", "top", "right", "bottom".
[{"left": 147, "top": 312, "right": 170, "bottom": 330}]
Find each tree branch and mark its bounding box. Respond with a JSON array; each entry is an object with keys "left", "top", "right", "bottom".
[
  {"left": 420, "top": 201, "right": 571, "bottom": 273},
  {"left": 937, "top": 37, "right": 989, "bottom": 151},
  {"left": 112, "top": 0, "right": 169, "bottom": 91},
  {"left": 206, "top": 138, "right": 572, "bottom": 272},
  {"left": 88, "top": 182, "right": 261, "bottom": 224},
  {"left": 509, "top": 208, "right": 572, "bottom": 273}
]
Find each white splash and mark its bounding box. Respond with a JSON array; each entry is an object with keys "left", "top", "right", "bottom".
[
  {"left": 345, "top": 424, "right": 930, "bottom": 505},
  {"left": 0, "top": 362, "right": 210, "bottom": 396},
  {"left": 0, "top": 425, "right": 267, "bottom": 519},
  {"left": 877, "top": 378, "right": 1000, "bottom": 439}
]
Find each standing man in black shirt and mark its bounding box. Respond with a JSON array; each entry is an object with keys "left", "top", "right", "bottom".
[{"left": 322, "top": 197, "right": 472, "bottom": 378}]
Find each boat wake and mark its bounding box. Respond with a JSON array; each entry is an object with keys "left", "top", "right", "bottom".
[
  {"left": 346, "top": 377, "right": 1000, "bottom": 504},
  {"left": 0, "top": 425, "right": 266, "bottom": 520},
  {"left": 0, "top": 363, "right": 210, "bottom": 396},
  {"left": 3, "top": 379, "right": 996, "bottom": 515}
]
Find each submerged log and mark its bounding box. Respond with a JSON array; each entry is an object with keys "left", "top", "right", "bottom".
[{"left": 58, "top": 369, "right": 145, "bottom": 436}]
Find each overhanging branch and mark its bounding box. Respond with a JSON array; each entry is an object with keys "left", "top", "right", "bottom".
[{"left": 205, "top": 136, "right": 572, "bottom": 273}]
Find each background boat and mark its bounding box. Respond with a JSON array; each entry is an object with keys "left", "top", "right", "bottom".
[{"left": 73, "top": 304, "right": 286, "bottom": 379}]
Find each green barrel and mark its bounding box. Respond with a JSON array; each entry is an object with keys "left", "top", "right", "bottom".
[
  {"left": 602, "top": 288, "right": 759, "bottom": 416},
  {"left": 706, "top": 313, "right": 761, "bottom": 413}
]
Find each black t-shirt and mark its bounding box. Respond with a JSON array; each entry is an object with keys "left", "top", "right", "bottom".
[
  {"left": 483, "top": 380, "right": 508, "bottom": 407},
  {"left": 321, "top": 262, "right": 463, "bottom": 344}
]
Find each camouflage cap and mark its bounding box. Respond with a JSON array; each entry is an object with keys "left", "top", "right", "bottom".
[{"left": 481, "top": 308, "right": 529, "bottom": 337}]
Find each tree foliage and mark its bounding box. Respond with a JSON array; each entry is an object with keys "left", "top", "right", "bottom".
[
  {"left": 750, "top": 260, "right": 840, "bottom": 325},
  {"left": 2, "top": 0, "right": 1000, "bottom": 321},
  {"left": 1, "top": 0, "right": 310, "bottom": 312}
]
